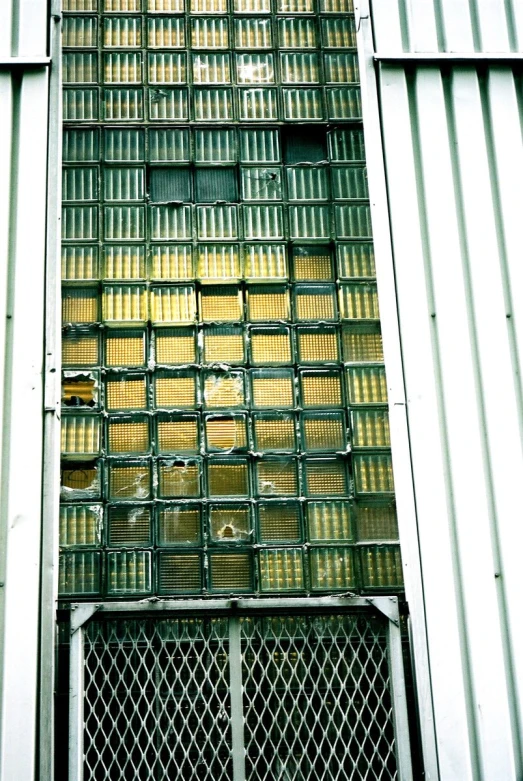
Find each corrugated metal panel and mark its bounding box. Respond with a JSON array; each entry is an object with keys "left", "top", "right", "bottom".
[{"left": 365, "top": 1, "right": 523, "bottom": 779}]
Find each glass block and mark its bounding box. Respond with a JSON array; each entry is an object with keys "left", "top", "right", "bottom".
[
  {"left": 103, "top": 17, "right": 142, "bottom": 47},
  {"left": 289, "top": 205, "right": 331, "bottom": 240},
  {"left": 239, "top": 128, "right": 280, "bottom": 163},
  {"left": 103, "top": 285, "right": 148, "bottom": 325},
  {"left": 151, "top": 246, "right": 193, "bottom": 281},
  {"left": 255, "top": 457, "right": 298, "bottom": 496},
  {"left": 106, "top": 373, "right": 147, "bottom": 410},
  {"left": 280, "top": 52, "right": 319, "bottom": 83},
  {"left": 148, "top": 17, "right": 185, "bottom": 48},
  {"left": 154, "top": 369, "right": 198, "bottom": 408},
  {"left": 62, "top": 246, "right": 99, "bottom": 282},
  {"left": 63, "top": 128, "right": 100, "bottom": 163},
  {"left": 62, "top": 370, "right": 99, "bottom": 408},
  {"left": 192, "top": 53, "right": 231, "bottom": 84},
  {"left": 193, "top": 87, "right": 233, "bottom": 120},
  {"left": 108, "top": 461, "right": 152, "bottom": 501},
  {"left": 303, "top": 457, "right": 347, "bottom": 496},
  {"left": 324, "top": 51, "right": 359, "bottom": 83},
  {"left": 62, "top": 206, "right": 98, "bottom": 241},
  {"left": 351, "top": 409, "right": 390, "bottom": 449},
  {"left": 107, "top": 504, "right": 152, "bottom": 544},
  {"left": 310, "top": 547, "right": 354, "bottom": 590},
  {"left": 282, "top": 88, "right": 324, "bottom": 121},
  {"left": 294, "top": 284, "right": 337, "bottom": 321},
  {"left": 106, "top": 551, "right": 152, "bottom": 594},
  {"left": 207, "top": 458, "right": 250, "bottom": 497},
  {"left": 332, "top": 166, "right": 368, "bottom": 201},
  {"left": 243, "top": 205, "right": 284, "bottom": 239},
  {"left": 296, "top": 326, "right": 339, "bottom": 364},
  {"left": 61, "top": 414, "right": 101, "bottom": 459},
  {"left": 209, "top": 504, "right": 251, "bottom": 541},
  {"left": 148, "top": 0, "right": 185, "bottom": 10},
  {"left": 149, "top": 88, "right": 188, "bottom": 120},
  {"left": 62, "top": 329, "right": 100, "bottom": 366},
  {"left": 148, "top": 52, "right": 186, "bottom": 84},
  {"left": 236, "top": 53, "right": 274, "bottom": 84},
  {"left": 62, "top": 16, "right": 98, "bottom": 47},
  {"left": 346, "top": 365, "right": 387, "bottom": 404},
  {"left": 199, "top": 286, "right": 243, "bottom": 322},
  {"left": 63, "top": 88, "right": 99, "bottom": 121},
  {"left": 63, "top": 167, "right": 98, "bottom": 202},
  {"left": 59, "top": 552, "right": 101, "bottom": 595},
  {"left": 62, "top": 288, "right": 99, "bottom": 324},
  {"left": 202, "top": 325, "right": 245, "bottom": 364},
  {"left": 197, "top": 206, "right": 238, "bottom": 240},
  {"left": 148, "top": 128, "right": 190, "bottom": 162},
  {"left": 301, "top": 411, "right": 346, "bottom": 451},
  {"left": 360, "top": 545, "right": 403, "bottom": 588},
  {"left": 150, "top": 285, "right": 196, "bottom": 325},
  {"left": 241, "top": 168, "right": 282, "bottom": 201},
  {"left": 250, "top": 326, "right": 292, "bottom": 366},
  {"left": 63, "top": 0, "right": 98, "bottom": 10},
  {"left": 103, "top": 88, "right": 144, "bottom": 120},
  {"left": 292, "top": 246, "right": 333, "bottom": 280},
  {"left": 353, "top": 453, "right": 394, "bottom": 495},
  {"left": 327, "top": 87, "right": 362, "bottom": 121},
  {"left": 105, "top": 330, "right": 146, "bottom": 367},
  {"left": 319, "top": 0, "right": 353, "bottom": 10},
  {"left": 307, "top": 500, "right": 352, "bottom": 541},
  {"left": 355, "top": 501, "right": 398, "bottom": 542},
  {"left": 158, "top": 459, "right": 201, "bottom": 497},
  {"left": 259, "top": 549, "right": 304, "bottom": 591},
  {"left": 156, "top": 413, "right": 200, "bottom": 454},
  {"left": 59, "top": 504, "right": 102, "bottom": 546},
  {"left": 61, "top": 462, "right": 102, "bottom": 501},
  {"left": 328, "top": 128, "right": 365, "bottom": 162},
  {"left": 203, "top": 370, "right": 245, "bottom": 408},
  {"left": 339, "top": 282, "right": 379, "bottom": 319},
  {"left": 244, "top": 244, "right": 287, "bottom": 282},
  {"left": 299, "top": 369, "right": 342, "bottom": 407},
  {"left": 194, "top": 128, "right": 236, "bottom": 162},
  {"left": 337, "top": 243, "right": 375, "bottom": 278},
  {"left": 103, "top": 168, "right": 145, "bottom": 203},
  {"left": 191, "top": 18, "right": 229, "bottom": 48},
  {"left": 104, "top": 0, "right": 142, "bottom": 10},
  {"left": 205, "top": 414, "right": 248, "bottom": 451},
  {"left": 234, "top": 0, "right": 270, "bottom": 11},
  {"left": 234, "top": 18, "right": 272, "bottom": 48},
  {"left": 253, "top": 412, "right": 296, "bottom": 452},
  {"left": 321, "top": 16, "right": 356, "bottom": 47},
  {"left": 247, "top": 285, "right": 290, "bottom": 321},
  {"left": 154, "top": 327, "right": 197, "bottom": 365},
  {"left": 150, "top": 205, "right": 192, "bottom": 241},
  {"left": 278, "top": 17, "right": 317, "bottom": 47},
  {"left": 158, "top": 552, "right": 203, "bottom": 593},
  {"left": 277, "top": 0, "right": 314, "bottom": 10},
  {"left": 103, "top": 52, "right": 142, "bottom": 84},
  {"left": 238, "top": 88, "right": 278, "bottom": 121},
  {"left": 158, "top": 504, "right": 201, "bottom": 545},
  {"left": 195, "top": 168, "right": 238, "bottom": 204},
  {"left": 107, "top": 415, "right": 150, "bottom": 454},
  {"left": 104, "top": 206, "right": 145, "bottom": 240},
  {"left": 251, "top": 368, "right": 294, "bottom": 409},
  {"left": 257, "top": 502, "right": 301, "bottom": 542},
  {"left": 287, "top": 168, "right": 328, "bottom": 201},
  {"left": 104, "top": 128, "right": 145, "bottom": 162},
  {"left": 208, "top": 551, "right": 253, "bottom": 591},
  {"left": 342, "top": 324, "right": 383, "bottom": 362},
  {"left": 103, "top": 246, "right": 146, "bottom": 279}
]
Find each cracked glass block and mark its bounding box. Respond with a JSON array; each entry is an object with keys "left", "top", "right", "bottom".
[
  {"left": 107, "top": 504, "right": 152, "bottom": 545},
  {"left": 255, "top": 457, "right": 298, "bottom": 497},
  {"left": 158, "top": 459, "right": 202, "bottom": 498},
  {"left": 209, "top": 503, "right": 252, "bottom": 542},
  {"left": 203, "top": 370, "right": 246, "bottom": 409},
  {"left": 107, "top": 460, "right": 152, "bottom": 501},
  {"left": 61, "top": 462, "right": 102, "bottom": 502},
  {"left": 157, "top": 504, "right": 202, "bottom": 545},
  {"left": 205, "top": 414, "right": 248, "bottom": 452}
]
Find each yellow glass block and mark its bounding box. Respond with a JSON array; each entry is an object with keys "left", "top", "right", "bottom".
[
  {"left": 209, "top": 552, "right": 252, "bottom": 590},
  {"left": 150, "top": 246, "right": 194, "bottom": 280},
  {"left": 209, "top": 505, "right": 251, "bottom": 541},
  {"left": 200, "top": 287, "right": 243, "bottom": 322},
  {"left": 297, "top": 329, "right": 339, "bottom": 362},
  {"left": 62, "top": 332, "right": 100, "bottom": 366},
  {"left": 60, "top": 505, "right": 101, "bottom": 546},
  {"left": 158, "top": 552, "right": 202, "bottom": 592},
  {"left": 62, "top": 373, "right": 97, "bottom": 406},
  {"left": 342, "top": 329, "right": 383, "bottom": 362},
  {"left": 158, "top": 506, "right": 201, "bottom": 545},
  {"left": 197, "top": 246, "right": 241, "bottom": 282},
  {"left": 151, "top": 286, "right": 196, "bottom": 324},
  {"left": 339, "top": 284, "right": 379, "bottom": 319},
  {"left": 351, "top": 409, "right": 390, "bottom": 448},
  {"left": 307, "top": 501, "right": 351, "bottom": 541},
  {"left": 155, "top": 374, "right": 196, "bottom": 408},
  {"left": 159, "top": 462, "right": 200, "bottom": 497},
  {"left": 204, "top": 373, "right": 245, "bottom": 408},
  {"left": 103, "top": 285, "right": 147, "bottom": 324},
  {"left": 206, "top": 416, "right": 247, "bottom": 451},
  {"left": 61, "top": 466, "right": 99, "bottom": 494},
  {"left": 108, "top": 419, "right": 149, "bottom": 453},
  {"left": 155, "top": 329, "right": 196, "bottom": 365},
  {"left": 293, "top": 252, "right": 333, "bottom": 281},
  {"left": 251, "top": 376, "right": 294, "bottom": 408},
  {"left": 361, "top": 545, "right": 403, "bottom": 588},
  {"left": 301, "top": 373, "right": 342, "bottom": 407},
  {"left": 347, "top": 366, "right": 387, "bottom": 404},
  {"left": 109, "top": 463, "right": 151, "bottom": 499},
  {"left": 259, "top": 549, "right": 303, "bottom": 591},
  {"left": 258, "top": 503, "right": 300, "bottom": 541},
  {"left": 310, "top": 548, "right": 354, "bottom": 590},
  {"left": 247, "top": 288, "right": 290, "bottom": 321},
  {"left": 106, "top": 376, "right": 147, "bottom": 410},
  {"left": 105, "top": 332, "right": 145, "bottom": 367},
  {"left": 257, "top": 459, "right": 297, "bottom": 496},
  {"left": 208, "top": 461, "right": 249, "bottom": 497},
  {"left": 354, "top": 453, "right": 394, "bottom": 494},
  {"left": 62, "top": 290, "right": 99, "bottom": 323},
  {"left": 157, "top": 418, "right": 199, "bottom": 453},
  {"left": 203, "top": 330, "right": 245, "bottom": 363},
  {"left": 250, "top": 331, "right": 292, "bottom": 365},
  {"left": 254, "top": 417, "right": 295, "bottom": 451},
  {"left": 356, "top": 503, "right": 398, "bottom": 541},
  {"left": 103, "top": 246, "right": 146, "bottom": 280},
  {"left": 61, "top": 416, "right": 101, "bottom": 457},
  {"left": 305, "top": 459, "right": 347, "bottom": 496},
  {"left": 296, "top": 291, "right": 335, "bottom": 320},
  {"left": 303, "top": 415, "right": 345, "bottom": 450}
]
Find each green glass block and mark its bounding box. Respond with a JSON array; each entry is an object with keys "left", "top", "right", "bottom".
[
  {"left": 259, "top": 549, "right": 304, "bottom": 592},
  {"left": 353, "top": 453, "right": 395, "bottom": 495},
  {"left": 157, "top": 504, "right": 202, "bottom": 545},
  {"left": 59, "top": 552, "right": 101, "bottom": 595},
  {"left": 107, "top": 504, "right": 152, "bottom": 545},
  {"left": 208, "top": 551, "right": 253, "bottom": 591},
  {"left": 257, "top": 501, "right": 301, "bottom": 542},
  {"left": 106, "top": 551, "right": 152, "bottom": 594},
  {"left": 307, "top": 500, "right": 352, "bottom": 542},
  {"left": 207, "top": 457, "right": 250, "bottom": 498},
  {"left": 355, "top": 501, "right": 398, "bottom": 542},
  {"left": 158, "top": 552, "right": 203, "bottom": 593},
  {"left": 351, "top": 409, "right": 390, "bottom": 449},
  {"left": 360, "top": 545, "right": 403, "bottom": 588},
  {"left": 310, "top": 546, "right": 355, "bottom": 590}
]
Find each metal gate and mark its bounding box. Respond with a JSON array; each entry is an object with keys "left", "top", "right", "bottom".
[{"left": 69, "top": 598, "right": 412, "bottom": 780}]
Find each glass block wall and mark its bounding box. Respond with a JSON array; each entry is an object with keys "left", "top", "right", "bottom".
[{"left": 60, "top": 0, "right": 403, "bottom": 599}]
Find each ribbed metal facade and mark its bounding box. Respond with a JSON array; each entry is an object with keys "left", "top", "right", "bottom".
[{"left": 364, "top": 1, "right": 523, "bottom": 779}]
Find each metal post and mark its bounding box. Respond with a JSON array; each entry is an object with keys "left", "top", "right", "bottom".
[
  {"left": 229, "top": 616, "right": 246, "bottom": 781},
  {"left": 69, "top": 624, "right": 85, "bottom": 781},
  {"left": 386, "top": 613, "right": 414, "bottom": 781}
]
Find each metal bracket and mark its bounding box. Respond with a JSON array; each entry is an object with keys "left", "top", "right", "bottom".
[
  {"left": 70, "top": 603, "right": 101, "bottom": 633},
  {"left": 366, "top": 596, "right": 400, "bottom": 626}
]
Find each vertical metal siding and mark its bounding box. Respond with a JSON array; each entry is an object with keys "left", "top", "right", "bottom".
[{"left": 364, "top": 0, "right": 523, "bottom": 778}]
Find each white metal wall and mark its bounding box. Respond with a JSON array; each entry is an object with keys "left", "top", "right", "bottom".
[{"left": 360, "top": 0, "right": 523, "bottom": 779}]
